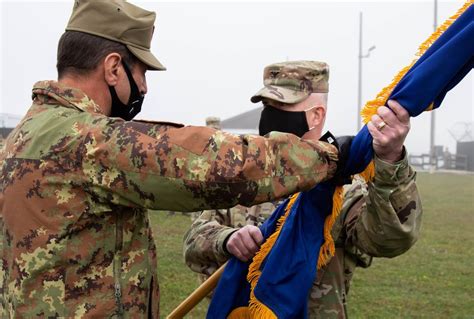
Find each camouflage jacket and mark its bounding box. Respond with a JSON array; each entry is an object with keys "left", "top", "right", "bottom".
[
  {"left": 184, "top": 153, "right": 422, "bottom": 318},
  {"left": 0, "top": 81, "right": 338, "bottom": 318}
]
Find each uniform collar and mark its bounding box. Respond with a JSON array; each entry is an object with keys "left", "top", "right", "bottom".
[{"left": 32, "top": 80, "right": 104, "bottom": 115}]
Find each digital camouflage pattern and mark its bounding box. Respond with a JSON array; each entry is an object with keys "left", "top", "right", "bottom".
[
  {"left": 251, "top": 61, "right": 330, "bottom": 104},
  {"left": 184, "top": 153, "right": 422, "bottom": 318},
  {"left": 0, "top": 81, "right": 339, "bottom": 317},
  {"left": 186, "top": 201, "right": 280, "bottom": 278}
]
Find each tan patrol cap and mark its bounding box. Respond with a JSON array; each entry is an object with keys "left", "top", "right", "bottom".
[
  {"left": 251, "top": 61, "right": 329, "bottom": 104},
  {"left": 66, "top": 0, "right": 165, "bottom": 71}
]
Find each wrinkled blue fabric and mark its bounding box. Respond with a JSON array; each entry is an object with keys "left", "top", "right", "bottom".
[{"left": 208, "top": 6, "right": 473, "bottom": 318}]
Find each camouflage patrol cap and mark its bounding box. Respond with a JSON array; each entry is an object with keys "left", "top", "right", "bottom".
[
  {"left": 205, "top": 116, "right": 221, "bottom": 130},
  {"left": 251, "top": 61, "right": 329, "bottom": 104},
  {"left": 66, "top": 0, "right": 165, "bottom": 71}
]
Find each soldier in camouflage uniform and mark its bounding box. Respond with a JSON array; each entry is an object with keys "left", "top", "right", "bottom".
[
  {"left": 0, "top": 2, "right": 350, "bottom": 318},
  {"left": 184, "top": 61, "right": 422, "bottom": 318}
]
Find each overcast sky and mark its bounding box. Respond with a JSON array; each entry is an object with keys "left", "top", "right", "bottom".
[{"left": 1, "top": 0, "right": 472, "bottom": 154}]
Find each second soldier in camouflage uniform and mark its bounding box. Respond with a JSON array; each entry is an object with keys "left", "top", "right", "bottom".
[
  {"left": 0, "top": 3, "right": 350, "bottom": 318},
  {"left": 184, "top": 61, "right": 422, "bottom": 318}
]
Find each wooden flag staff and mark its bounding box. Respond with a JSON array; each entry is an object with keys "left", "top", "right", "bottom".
[{"left": 167, "top": 262, "right": 227, "bottom": 319}]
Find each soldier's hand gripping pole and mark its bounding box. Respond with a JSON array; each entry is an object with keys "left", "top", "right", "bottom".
[{"left": 167, "top": 262, "right": 227, "bottom": 319}]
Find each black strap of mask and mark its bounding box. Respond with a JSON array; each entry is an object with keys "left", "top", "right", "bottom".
[
  {"left": 109, "top": 61, "right": 144, "bottom": 121},
  {"left": 121, "top": 61, "right": 141, "bottom": 106}
]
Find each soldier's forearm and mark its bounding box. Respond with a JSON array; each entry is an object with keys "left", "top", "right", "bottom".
[
  {"left": 348, "top": 151, "right": 422, "bottom": 257},
  {"left": 372, "top": 148, "right": 413, "bottom": 188},
  {"left": 167, "top": 129, "right": 338, "bottom": 211},
  {"left": 183, "top": 217, "right": 235, "bottom": 274},
  {"left": 91, "top": 122, "right": 338, "bottom": 212}
]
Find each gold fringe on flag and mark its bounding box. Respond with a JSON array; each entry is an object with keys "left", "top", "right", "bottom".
[
  {"left": 237, "top": 2, "right": 472, "bottom": 317},
  {"left": 242, "top": 193, "right": 300, "bottom": 319},
  {"left": 359, "top": 0, "right": 472, "bottom": 183},
  {"left": 241, "top": 187, "right": 346, "bottom": 318},
  {"left": 228, "top": 307, "right": 251, "bottom": 319},
  {"left": 360, "top": 0, "right": 472, "bottom": 125},
  {"left": 318, "top": 185, "right": 344, "bottom": 268}
]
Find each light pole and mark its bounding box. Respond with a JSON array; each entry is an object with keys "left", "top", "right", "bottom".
[
  {"left": 429, "top": 0, "right": 438, "bottom": 172},
  {"left": 357, "top": 12, "right": 376, "bottom": 132}
]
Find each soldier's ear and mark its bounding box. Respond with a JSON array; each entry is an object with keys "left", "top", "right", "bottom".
[
  {"left": 103, "top": 53, "right": 122, "bottom": 86},
  {"left": 307, "top": 105, "right": 326, "bottom": 128}
]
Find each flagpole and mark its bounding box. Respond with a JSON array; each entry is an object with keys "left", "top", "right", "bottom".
[
  {"left": 357, "top": 12, "right": 376, "bottom": 132},
  {"left": 357, "top": 12, "right": 363, "bottom": 132},
  {"left": 429, "top": 0, "right": 438, "bottom": 173},
  {"left": 167, "top": 262, "right": 227, "bottom": 319}
]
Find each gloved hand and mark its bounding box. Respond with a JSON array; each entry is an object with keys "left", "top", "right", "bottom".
[{"left": 320, "top": 131, "right": 354, "bottom": 186}]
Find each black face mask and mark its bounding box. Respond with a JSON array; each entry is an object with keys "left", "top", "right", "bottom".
[
  {"left": 258, "top": 105, "right": 313, "bottom": 137},
  {"left": 109, "top": 61, "right": 144, "bottom": 121}
]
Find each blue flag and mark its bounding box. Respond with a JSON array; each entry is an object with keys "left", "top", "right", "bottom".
[{"left": 208, "top": 3, "right": 473, "bottom": 318}]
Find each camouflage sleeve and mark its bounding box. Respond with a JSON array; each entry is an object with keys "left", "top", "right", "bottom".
[
  {"left": 344, "top": 149, "right": 422, "bottom": 258},
  {"left": 83, "top": 118, "right": 338, "bottom": 212},
  {"left": 183, "top": 209, "right": 236, "bottom": 275}
]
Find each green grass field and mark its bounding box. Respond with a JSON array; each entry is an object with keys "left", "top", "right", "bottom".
[{"left": 149, "top": 172, "right": 474, "bottom": 318}]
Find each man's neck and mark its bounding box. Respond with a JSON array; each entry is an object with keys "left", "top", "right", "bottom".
[
  {"left": 58, "top": 76, "right": 111, "bottom": 115},
  {"left": 301, "top": 126, "right": 323, "bottom": 142}
]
